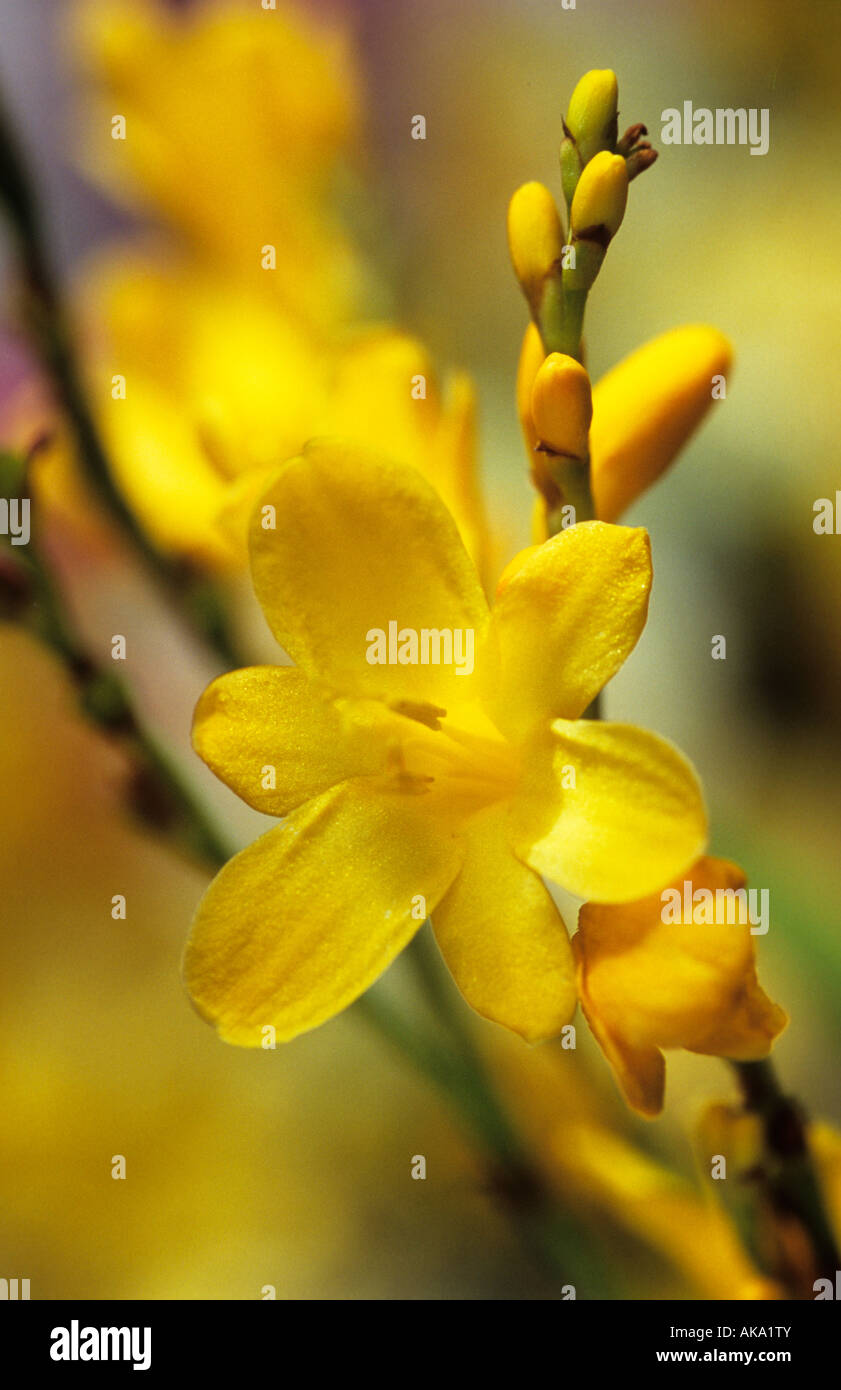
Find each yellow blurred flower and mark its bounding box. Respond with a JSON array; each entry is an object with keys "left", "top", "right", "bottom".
[
  {"left": 574, "top": 856, "right": 787, "bottom": 1117},
  {"left": 184, "top": 442, "right": 706, "bottom": 1046},
  {"left": 70, "top": 0, "right": 366, "bottom": 330},
  {"left": 80, "top": 254, "right": 490, "bottom": 577},
  {"left": 549, "top": 1122, "right": 779, "bottom": 1299},
  {"left": 519, "top": 322, "right": 733, "bottom": 527},
  {"left": 478, "top": 1029, "right": 777, "bottom": 1297}
]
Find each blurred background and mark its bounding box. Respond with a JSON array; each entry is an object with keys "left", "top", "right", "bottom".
[{"left": 1, "top": 0, "right": 840, "bottom": 1298}]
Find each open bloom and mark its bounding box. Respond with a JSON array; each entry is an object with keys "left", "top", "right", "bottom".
[
  {"left": 185, "top": 442, "right": 706, "bottom": 1046},
  {"left": 574, "top": 856, "right": 786, "bottom": 1116}
]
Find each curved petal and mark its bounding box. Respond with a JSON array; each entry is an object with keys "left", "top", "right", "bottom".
[
  {"left": 591, "top": 324, "right": 732, "bottom": 523},
  {"left": 184, "top": 780, "right": 464, "bottom": 1045},
  {"left": 511, "top": 718, "right": 707, "bottom": 902},
  {"left": 249, "top": 439, "right": 489, "bottom": 703},
  {"left": 192, "top": 666, "right": 393, "bottom": 815},
  {"left": 483, "top": 521, "right": 651, "bottom": 741},
  {"left": 432, "top": 802, "right": 576, "bottom": 1042},
  {"left": 574, "top": 857, "right": 787, "bottom": 1115}
]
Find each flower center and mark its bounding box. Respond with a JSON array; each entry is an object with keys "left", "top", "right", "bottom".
[{"left": 386, "top": 699, "right": 520, "bottom": 815}]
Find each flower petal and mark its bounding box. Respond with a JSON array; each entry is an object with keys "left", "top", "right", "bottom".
[
  {"left": 484, "top": 521, "right": 651, "bottom": 740},
  {"left": 432, "top": 802, "right": 576, "bottom": 1042},
  {"left": 512, "top": 718, "right": 707, "bottom": 902},
  {"left": 184, "top": 780, "right": 464, "bottom": 1045},
  {"left": 192, "top": 667, "right": 392, "bottom": 815},
  {"left": 574, "top": 857, "right": 787, "bottom": 1115},
  {"left": 590, "top": 324, "right": 732, "bottom": 522},
  {"left": 249, "top": 440, "right": 489, "bottom": 702},
  {"left": 94, "top": 376, "right": 234, "bottom": 569}
]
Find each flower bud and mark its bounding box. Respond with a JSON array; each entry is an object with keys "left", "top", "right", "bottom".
[
  {"left": 507, "top": 181, "right": 565, "bottom": 310},
  {"left": 530, "top": 352, "right": 592, "bottom": 459},
  {"left": 516, "top": 322, "right": 545, "bottom": 457},
  {"left": 570, "top": 151, "right": 628, "bottom": 241},
  {"left": 565, "top": 69, "right": 619, "bottom": 167}
]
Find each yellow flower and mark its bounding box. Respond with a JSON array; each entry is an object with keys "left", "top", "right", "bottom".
[
  {"left": 574, "top": 856, "right": 787, "bottom": 1117},
  {"left": 185, "top": 442, "right": 707, "bottom": 1046},
  {"left": 82, "top": 255, "right": 491, "bottom": 577},
  {"left": 71, "top": 0, "right": 365, "bottom": 330},
  {"left": 518, "top": 322, "right": 732, "bottom": 525},
  {"left": 483, "top": 1030, "right": 774, "bottom": 1297}
]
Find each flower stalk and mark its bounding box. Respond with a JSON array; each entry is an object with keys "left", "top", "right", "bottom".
[
  {"left": 0, "top": 84, "right": 244, "bottom": 671},
  {"left": 730, "top": 1059, "right": 841, "bottom": 1293}
]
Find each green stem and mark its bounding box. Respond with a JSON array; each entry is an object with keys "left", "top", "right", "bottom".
[{"left": 2, "top": 524, "right": 231, "bottom": 867}]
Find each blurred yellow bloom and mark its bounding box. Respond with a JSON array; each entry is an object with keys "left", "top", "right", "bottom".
[
  {"left": 550, "top": 1122, "right": 780, "bottom": 1299},
  {"left": 574, "top": 856, "right": 787, "bottom": 1117},
  {"left": 696, "top": 1104, "right": 841, "bottom": 1297},
  {"left": 81, "top": 256, "right": 490, "bottom": 577},
  {"left": 185, "top": 443, "right": 706, "bottom": 1046},
  {"left": 487, "top": 1031, "right": 777, "bottom": 1297},
  {"left": 519, "top": 322, "right": 733, "bottom": 525},
  {"left": 71, "top": 0, "right": 366, "bottom": 330},
  {"left": 590, "top": 324, "right": 733, "bottom": 521}
]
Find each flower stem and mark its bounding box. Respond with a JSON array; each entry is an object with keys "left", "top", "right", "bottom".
[
  {"left": 0, "top": 83, "right": 244, "bottom": 672},
  {"left": 1, "top": 510, "right": 231, "bottom": 867},
  {"left": 730, "top": 1058, "right": 840, "bottom": 1291}
]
